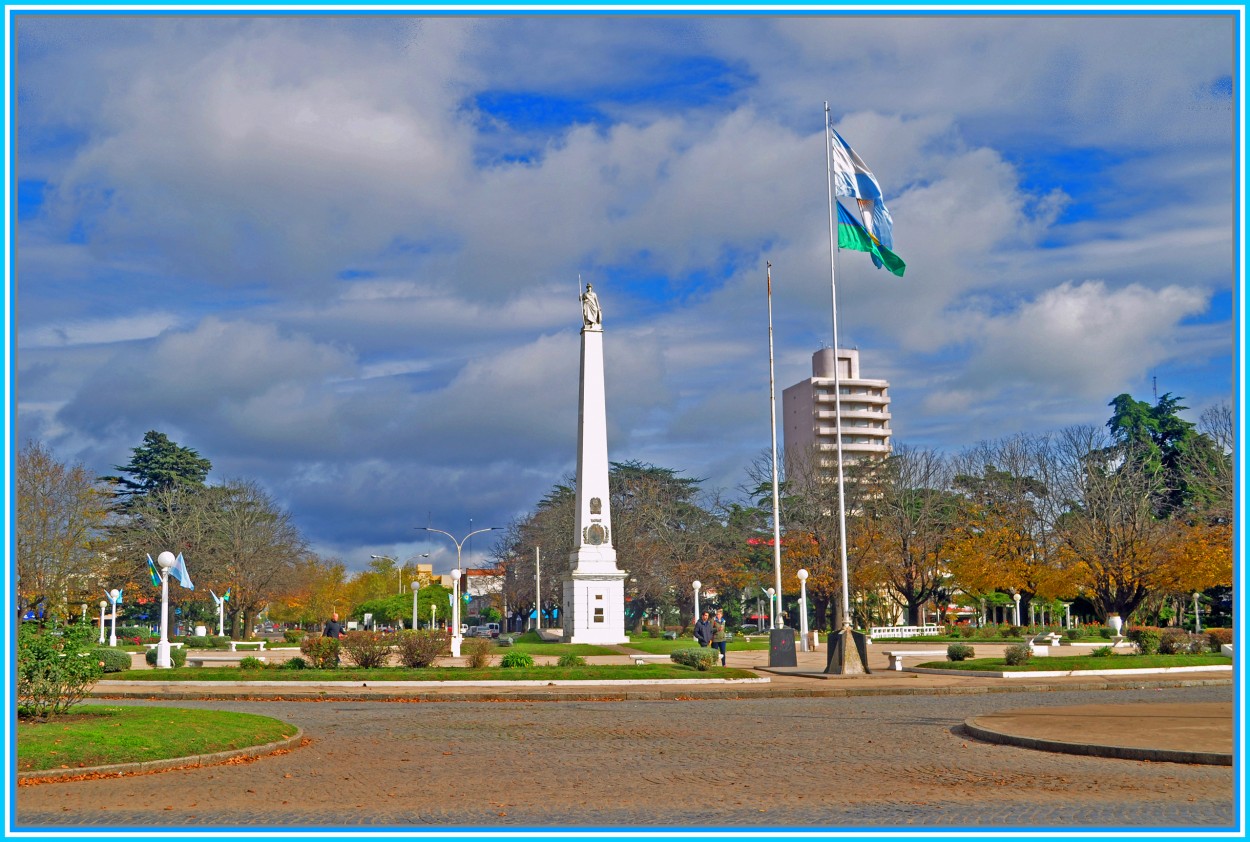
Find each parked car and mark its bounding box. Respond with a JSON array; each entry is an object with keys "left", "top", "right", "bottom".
[{"left": 485, "top": 623, "right": 501, "bottom": 638}]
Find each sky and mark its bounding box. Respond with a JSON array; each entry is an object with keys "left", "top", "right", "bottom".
[{"left": 9, "top": 8, "right": 1241, "bottom": 575}]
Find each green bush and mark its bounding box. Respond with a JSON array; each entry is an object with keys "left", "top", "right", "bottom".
[
  {"left": 500, "top": 651, "right": 534, "bottom": 669},
  {"left": 462, "top": 638, "right": 493, "bottom": 669},
  {"left": 1064, "top": 625, "right": 1084, "bottom": 640},
  {"left": 1206, "top": 628, "right": 1232, "bottom": 652},
  {"left": 394, "top": 630, "right": 449, "bottom": 668},
  {"left": 238, "top": 656, "right": 265, "bottom": 670},
  {"left": 1090, "top": 645, "right": 1115, "bottom": 657},
  {"left": 1126, "top": 627, "right": 1161, "bottom": 655},
  {"left": 281, "top": 656, "right": 308, "bottom": 670},
  {"left": 144, "top": 646, "right": 188, "bottom": 667},
  {"left": 974, "top": 625, "right": 999, "bottom": 639},
  {"left": 339, "top": 631, "right": 393, "bottom": 668},
  {"left": 299, "top": 635, "right": 340, "bottom": 668},
  {"left": 182, "top": 635, "right": 230, "bottom": 649},
  {"left": 557, "top": 653, "right": 587, "bottom": 667},
  {"left": 116, "top": 626, "right": 150, "bottom": 641},
  {"left": 1007, "top": 626, "right": 1022, "bottom": 638},
  {"left": 958, "top": 626, "right": 976, "bottom": 639},
  {"left": 1098, "top": 625, "right": 1114, "bottom": 639},
  {"left": 1003, "top": 644, "right": 1031, "bottom": 666},
  {"left": 670, "top": 648, "right": 719, "bottom": 671},
  {"left": 946, "top": 643, "right": 975, "bottom": 662},
  {"left": 18, "top": 623, "right": 104, "bottom": 719},
  {"left": 284, "top": 629, "right": 306, "bottom": 644},
  {"left": 93, "top": 648, "right": 133, "bottom": 673}
]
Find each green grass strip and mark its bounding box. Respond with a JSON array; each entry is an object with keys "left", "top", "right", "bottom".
[
  {"left": 917, "top": 653, "right": 1230, "bottom": 672},
  {"left": 621, "top": 637, "right": 773, "bottom": 654},
  {"left": 107, "top": 663, "right": 758, "bottom": 681},
  {"left": 17, "top": 705, "right": 297, "bottom": 772}
]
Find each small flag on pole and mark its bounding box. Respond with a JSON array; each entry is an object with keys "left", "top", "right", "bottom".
[
  {"left": 169, "top": 552, "right": 194, "bottom": 590},
  {"left": 146, "top": 554, "right": 161, "bottom": 587},
  {"left": 223, "top": 587, "right": 231, "bottom": 602}
]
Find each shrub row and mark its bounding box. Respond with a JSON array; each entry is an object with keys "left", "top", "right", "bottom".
[{"left": 670, "top": 648, "right": 719, "bottom": 670}]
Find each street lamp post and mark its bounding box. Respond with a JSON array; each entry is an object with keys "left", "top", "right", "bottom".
[
  {"left": 108, "top": 589, "right": 120, "bottom": 647},
  {"left": 1193, "top": 592, "right": 1202, "bottom": 634},
  {"left": 1012, "top": 592, "right": 1021, "bottom": 627},
  {"left": 411, "top": 579, "right": 421, "bottom": 630},
  {"left": 797, "top": 569, "right": 810, "bottom": 652},
  {"left": 80, "top": 603, "right": 87, "bottom": 624},
  {"left": 419, "top": 526, "right": 501, "bottom": 658},
  {"left": 154, "top": 552, "right": 178, "bottom": 668},
  {"left": 98, "top": 600, "right": 107, "bottom": 645},
  {"left": 692, "top": 580, "right": 701, "bottom": 622},
  {"left": 766, "top": 588, "right": 776, "bottom": 630}
]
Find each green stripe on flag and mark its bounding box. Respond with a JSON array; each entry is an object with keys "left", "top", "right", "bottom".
[{"left": 838, "top": 220, "right": 906, "bottom": 277}]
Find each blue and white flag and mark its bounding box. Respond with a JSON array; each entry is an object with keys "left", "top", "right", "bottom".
[
  {"left": 830, "top": 128, "right": 897, "bottom": 268},
  {"left": 170, "top": 552, "right": 194, "bottom": 590},
  {"left": 210, "top": 589, "right": 222, "bottom": 607}
]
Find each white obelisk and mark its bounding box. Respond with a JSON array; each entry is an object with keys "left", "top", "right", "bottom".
[{"left": 562, "top": 283, "right": 628, "bottom": 644}]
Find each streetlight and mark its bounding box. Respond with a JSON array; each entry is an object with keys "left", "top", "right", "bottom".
[
  {"left": 371, "top": 553, "right": 431, "bottom": 596},
  {"left": 1193, "top": 592, "right": 1202, "bottom": 634},
  {"left": 154, "top": 553, "right": 178, "bottom": 668},
  {"left": 1012, "top": 592, "right": 1021, "bottom": 627},
  {"left": 766, "top": 587, "right": 776, "bottom": 630},
  {"left": 108, "top": 589, "right": 120, "bottom": 647},
  {"left": 797, "top": 569, "right": 810, "bottom": 652},
  {"left": 419, "top": 526, "right": 501, "bottom": 658},
  {"left": 411, "top": 579, "right": 421, "bottom": 630},
  {"left": 692, "top": 580, "right": 701, "bottom": 622},
  {"left": 98, "top": 600, "right": 107, "bottom": 645}
]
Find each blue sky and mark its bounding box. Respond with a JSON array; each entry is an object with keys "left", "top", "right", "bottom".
[{"left": 8, "top": 9, "right": 1240, "bottom": 573}]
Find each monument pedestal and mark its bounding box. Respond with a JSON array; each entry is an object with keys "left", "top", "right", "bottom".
[
  {"left": 824, "top": 625, "right": 871, "bottom": 675},
  {"left": 561, "top": 568, "right": 628, "bottom": 645}
]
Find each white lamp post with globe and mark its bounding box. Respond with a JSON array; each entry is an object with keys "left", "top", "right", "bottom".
[
  {"left": 419, "top": 526, "right": 501, "bottom": 658},
  {"left": 154, "top": 552, "right": 178, "bottom": 668},
  {"left": 692, "top": 580, "right": 702, "bottom": 622},
  {"left": 108, "top": 589, "right": 120, "bottom": 647},
  {"left": 797, "top": 569, "right": 810, "bottom": 652},
  {"left": 98, "top": 600, "right": 107, "bottom": 645}
]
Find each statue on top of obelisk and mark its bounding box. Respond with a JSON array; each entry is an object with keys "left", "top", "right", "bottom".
[{"left": 581, "top": 282, "right": 602, "bottom": 329}]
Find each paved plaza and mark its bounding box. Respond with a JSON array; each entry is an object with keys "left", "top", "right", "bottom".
[{"left": 16, "top": 684, "right": 1235, "bottom": 830}]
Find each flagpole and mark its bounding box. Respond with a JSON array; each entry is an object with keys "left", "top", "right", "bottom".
[
  {"left": 824, "top": 103, "right": 853, "bottom": 632},
  {"left": 766, "top": 262, "right": 784, "bottom": 634}
]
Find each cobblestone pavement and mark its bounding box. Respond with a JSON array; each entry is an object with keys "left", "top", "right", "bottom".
[{"left": 16, "top": 685, "right": 1235, "bottom": 830}]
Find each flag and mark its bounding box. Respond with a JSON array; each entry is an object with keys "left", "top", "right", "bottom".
[
  {"left": 837, "top": 202, "right": 906, "bottom": 277},
  {"left": 210, "top": 589, "right": 221, "bottom": 607},
  {"left": 169, "top": 552, "right": 194, "bottom": 590},
  {"left": 223, "top": 587, "right": 231, "bottom": 602},
  {"left": 830, "top": 128, "right": 897, "bottom": 268},
  {"left": 146, "top": 554, "right": 161, "bottom": 587}
]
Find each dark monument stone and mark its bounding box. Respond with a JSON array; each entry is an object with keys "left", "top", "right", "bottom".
[
  {"left": 824, "top": 626, "right": 871, "bottom": 674},
  {"left": 768, "top": 628, "right": 797, "bottom": 667}
]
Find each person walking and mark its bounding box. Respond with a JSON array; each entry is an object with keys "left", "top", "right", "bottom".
[
  {"left": 711, "top": 608, "right": 728, "bottom": 666},
  {"left": 693, "top": 611, "right": 713, "bottom": 647},
  {"left": 323, "top": 612, "right": 344, "bottom": 639}
]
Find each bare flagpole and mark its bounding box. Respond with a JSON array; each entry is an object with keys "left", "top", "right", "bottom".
[
  {"left": 766, "top": 262, "right": 784, "bottom": 630},
  {"left": 824, "top": 102, "right": 853, "bottom": 633}
]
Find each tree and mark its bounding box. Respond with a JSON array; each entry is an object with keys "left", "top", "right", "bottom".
[
  {"left": 852, "top": 446, "right": 959, "bottom": 626},
  {"left": 103, "top": 430, "right": 212, "bottom": 507},
  {"left": 16, "top": 442, "right": 111, "bottom": 624}
]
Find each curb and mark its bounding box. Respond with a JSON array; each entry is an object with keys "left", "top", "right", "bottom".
[
  {"left": 960, "top": 719, "right": 1232, "bottom": 766},
  {"left": 16, "top": 727, "right": 305, "bottom": 785},
  {"left": 88, "top": 676, "right": 1233, "bottom": 703}
]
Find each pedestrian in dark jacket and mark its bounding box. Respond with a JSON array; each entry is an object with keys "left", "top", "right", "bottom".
[
  {"left": 693, "top": 611, "right": 713, "bottom": 647},
  {"left": 323, "top": 613, "right": 345, "bottom": 639}
]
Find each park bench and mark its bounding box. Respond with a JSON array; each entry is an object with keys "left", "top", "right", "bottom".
[
  {"left": 1028, "top": 633, "right": 1063, "bottom": 656},
  {"left": 142, "top": 642, "right": 184, "bottom": 650},
  {"left": 882, "top": 649, "right": 947, "bottom": 671},
  {"left": 631, "top": 654, "right": 670, "bottom": 665},
  {"left": 187, "top": 655, "right": 267, "bottom": 667},
  {"left": 228, "top": 640, "right": 267, "bottom": 652}
]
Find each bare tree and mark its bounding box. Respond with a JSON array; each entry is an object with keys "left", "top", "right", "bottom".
[{"left": 16, "top": 441, "right": 111, "bottom": 624}]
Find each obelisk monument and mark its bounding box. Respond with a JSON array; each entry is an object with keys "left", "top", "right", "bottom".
[{"left": 562, "top": 283, "right": 628, "bottom": 644}]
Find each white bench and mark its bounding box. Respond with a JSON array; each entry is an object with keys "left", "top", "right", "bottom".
[
  {"left": 882, "top": 649, "right": 947, "bottom": 671},
  {"left": 228, "top": 640, "right": 266, "bottom": 652},
  {"left": 631, "top": 654, "right": 670, "bottom": 665},
  {"left": 142, "top": 642, "right": 184, "bottom": 650},
  {"left": 187, "top": 655, "right": 267, "bottom": 667},
  {"left": 1028, "top": 633, "right": 1062, "bottom": 655}
]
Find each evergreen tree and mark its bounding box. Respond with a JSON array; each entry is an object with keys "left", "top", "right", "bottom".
[{"left": 103, "top": 431, "right": 212, "bottom": 505}]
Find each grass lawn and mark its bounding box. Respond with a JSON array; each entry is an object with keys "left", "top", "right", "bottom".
[
  {"left": 623, "top": 635, "right": 774, "bottom": 654},
  {"left": 491, "top": 632, "right": 619, "bottom": 656},
  {"left": 107, "top": 663, "right": 758, "bottom": 681},
  {"left": 917, "top": 653, "right": 1230, "bottom": 671},
  {"left": 17, "top": 705, "right": 297, "bottom": 772}
]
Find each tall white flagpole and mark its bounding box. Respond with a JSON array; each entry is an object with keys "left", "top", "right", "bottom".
[
  {"left": 824, "top": 102, "right": 853, "bottom": 631},
  {"left": 766, "top": 262, "right": 784, "bottom": 628}
]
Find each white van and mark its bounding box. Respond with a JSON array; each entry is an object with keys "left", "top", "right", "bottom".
[{"left": 485, "top": 622, "right": 501, "bottom": 638}]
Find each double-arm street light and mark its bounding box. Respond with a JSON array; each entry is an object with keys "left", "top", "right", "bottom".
[{"left": 419, "top": 526, "right": 501, "bottom": 657}]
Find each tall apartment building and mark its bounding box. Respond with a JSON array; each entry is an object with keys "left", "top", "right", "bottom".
[{"left": 782, "top": 348, "right": 891, "bottom": 478}]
